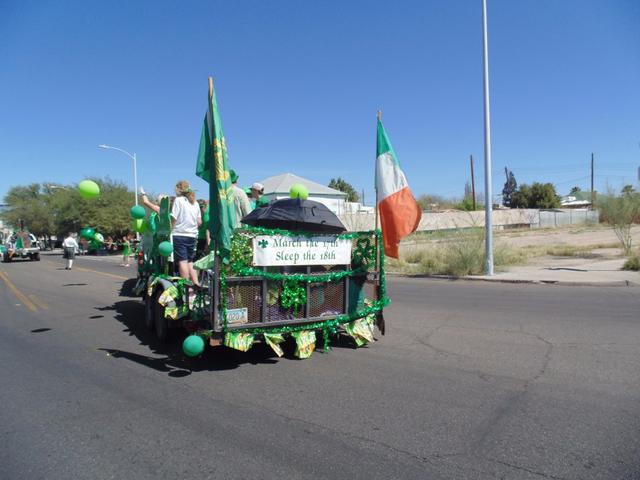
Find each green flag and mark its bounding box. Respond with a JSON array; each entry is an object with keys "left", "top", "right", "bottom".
[{"left": 196, "top": 78, "right": 236, "bottom": 256}]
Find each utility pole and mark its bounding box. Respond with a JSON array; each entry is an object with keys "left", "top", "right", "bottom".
[
  {"left": 470, "top": 155, "right": 476, "bottom": 210},
  {"left": 591, "top": 153, "right": 594, "bottom": 208}
]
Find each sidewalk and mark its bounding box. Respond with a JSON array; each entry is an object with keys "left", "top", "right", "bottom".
[{"left": 471, "top": 256, "right": 640, "bottom": 287}]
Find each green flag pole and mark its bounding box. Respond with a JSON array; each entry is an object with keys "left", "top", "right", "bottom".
[{"left": 208, "top": 76, "right": 216, "bottom": 257}]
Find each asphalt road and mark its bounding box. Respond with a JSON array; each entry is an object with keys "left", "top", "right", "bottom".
[{"left": 1, "top": 252, "right": 639, "bottom": 480}]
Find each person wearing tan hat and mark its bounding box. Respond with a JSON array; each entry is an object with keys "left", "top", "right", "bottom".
[{"left": 171, "top": 180, "right": 202, "bottom": 284}]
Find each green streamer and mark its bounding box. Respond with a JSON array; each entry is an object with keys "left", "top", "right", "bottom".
[{"left": 280, "top": 279, "right": 307, "bottom": 313}]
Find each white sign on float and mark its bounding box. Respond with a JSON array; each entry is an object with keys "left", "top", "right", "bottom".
[{"left": 252, "top": 235, "right": 352, "bottom": 266}]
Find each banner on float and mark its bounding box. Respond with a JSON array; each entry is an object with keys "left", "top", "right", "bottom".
[{"left": 252, "top": 235, "right": 352, "bottom": 266}]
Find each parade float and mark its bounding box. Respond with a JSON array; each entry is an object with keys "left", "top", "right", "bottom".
[
  {"left": 134, "top": 190, "right": 388, "bottom": 359},
  {"left": 2, "top": 230, "right": 41, "bottom": 262},
  {"left": 128, "top": 75, "right": 424, "bottom": 359}
]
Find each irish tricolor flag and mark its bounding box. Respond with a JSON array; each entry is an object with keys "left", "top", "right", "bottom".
[{"left": 376, "top": 117, "right": 422, "bottom": 258}]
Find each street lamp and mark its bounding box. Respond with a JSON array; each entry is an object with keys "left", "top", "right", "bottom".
[{"left": 98, "top": 144, "right": 138, "bottom": 207}]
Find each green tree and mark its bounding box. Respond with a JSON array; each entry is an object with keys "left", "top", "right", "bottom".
[
  {"left": 2, "top": 178, "right": 135, "bottom": 238},
  {"left": 1, "top": 184, "right": 54, "bottom": 236},
  {"left": 455, "top": 196, "right": 475, "bottom": 211},
  {"left": 502, "top": 168, "right": 517, "bottom": 207},
  {"left": 328, "top": 177, "right": 360, "bottom": 202},
  {"left": 416, "top": 194, "right": 457, "bottom": 211},
  {"left": 511, "top": 182, "right": 560, "bottom": 209},
  {"left": 570, "top": 186, "right": 581, "bottom": 195},
  {"left": 621, "top": 184, "right": 635, "bottom": 195}
]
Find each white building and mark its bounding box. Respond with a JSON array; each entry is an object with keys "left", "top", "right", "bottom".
[{"left": 259, "top": 173, "right": 352, "bottom": 214}]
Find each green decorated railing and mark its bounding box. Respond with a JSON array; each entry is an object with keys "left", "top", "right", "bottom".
[{"left": 208, "top": 226, "right": 389, "bottom": 348}]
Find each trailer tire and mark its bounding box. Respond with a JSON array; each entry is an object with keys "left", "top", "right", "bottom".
[
  {"left": 32, "top": 253, "right": 40, "bottom": 261},
  {"left": 3, "top": 253, "right": 11, "bottom": 263},
  {"left": 144, "top": 291, "right": 155, "bottom": 332},
  {"left": 154, "top": 290, "right": 169, "bottom": 342}
]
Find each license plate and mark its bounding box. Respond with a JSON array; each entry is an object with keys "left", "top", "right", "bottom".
[{"left": 226, "top": 308, "right": 248, "bottom": 325}]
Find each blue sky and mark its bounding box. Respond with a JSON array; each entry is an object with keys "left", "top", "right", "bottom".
[{"left": 1, "top": 0, "right": 639, "bottom": 204}]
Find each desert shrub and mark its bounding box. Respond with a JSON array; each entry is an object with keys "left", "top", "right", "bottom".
[
  {"left": 622, "top": 253, "right": 640, "bottom": 271},
  {"left": 597, "top": 191, "right": 640, "bottom": 255},
  {"left": 397, "top": 230, "right": 527, "bottom": 276},
  {"left": 494, "top": 243, "right": 528, "bottom": 267},
  {"left": 442, "top": 231, "right": 485, "bottom": 276}
]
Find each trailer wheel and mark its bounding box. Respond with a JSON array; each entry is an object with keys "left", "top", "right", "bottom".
[
  {"left": 154, "top": 290, "right": 169, "bottom": 342},
  {"left": 144, "top": 291, "right": 155, "bottom": 332},
  {"left": 32, "top": 253, "right": 40, "bottom": 261},
  {"left": 2, "top": 253, "right": 11, "bottom": 263}
]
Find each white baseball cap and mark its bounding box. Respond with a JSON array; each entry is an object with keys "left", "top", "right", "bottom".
[{"left": 251, "top": 182, "right": 264, "bottom": 193}]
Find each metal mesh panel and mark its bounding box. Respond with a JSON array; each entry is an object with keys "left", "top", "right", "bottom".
[
  {"left": 225, "top": 281, "right": 262, "bottom": 324},
  {"left": 309, "top": 280, "right": 345, "bottom": 317},
  {"left": 265, "top": 280, "right": 305, "bottom": 321},
  {"left": 219, "top": 231, "right": 383, "bottom": 327}
]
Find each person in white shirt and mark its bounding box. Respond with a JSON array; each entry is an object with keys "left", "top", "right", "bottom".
[
  {"left": 139, "top": 186, "right": 167, "bottom": 214},
  {"left": 171, "top": 180, "right": 202, "bottom": 285},
  {"left": 62, "top": 232, "right": 79, "bottom": 270}
]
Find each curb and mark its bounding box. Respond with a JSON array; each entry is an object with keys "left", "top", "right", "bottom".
[{"left": 386, "top": 272, "right": 639, "bottom": 288}]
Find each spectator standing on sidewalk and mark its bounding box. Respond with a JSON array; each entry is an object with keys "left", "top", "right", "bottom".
[{"left": 120, "top": 235, "right": 131, "bottom": 267}]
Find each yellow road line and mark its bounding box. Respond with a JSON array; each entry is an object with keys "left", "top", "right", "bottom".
[
  {"left": 43, "top": 258, "right": 129, "bottom": 281},
  {"left": 0, "top": 270, "right": 38, "bottom": 312},
  {"left": 74, "top": 266, "right": 129, "bottom": 281},
  {"left": 28, "top": 294, "right": 49, "bottom": 310}
]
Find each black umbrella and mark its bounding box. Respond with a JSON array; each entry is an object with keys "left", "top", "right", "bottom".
[{"left": 241, "top": 198, "right": 346, "bottom": 233}]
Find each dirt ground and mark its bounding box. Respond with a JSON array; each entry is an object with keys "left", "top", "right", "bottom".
[
  {"left": 401, "top": 224, "right": 640, "bottom": 262},
  {"left": 494, "top": 224, "right": 640, "bottom": 250}
]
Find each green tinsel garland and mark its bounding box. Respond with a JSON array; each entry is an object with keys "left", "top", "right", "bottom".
[
  {"left": 280, "top": 279, "right": 307, "bottom": 313},
  {"left": 229, "top": 265, "right": 363, "bottom": 283},
  {"left": 352, "top": 236, "right": 376, "bottom": 269},
  {"left": 235, "top": 226, "right": 373, "bottom": 240}
]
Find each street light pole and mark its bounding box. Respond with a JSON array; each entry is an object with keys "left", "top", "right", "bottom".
[
  {"left": 98, "top": 144, "right": 139, "bottom": 206},
  {"left": 481, "top": 0, "right": 494, "bottom": 276},
  {"left": 99, "top": 144, "right": 140, "bottom": 241},
  {"left": 133, "top": 152, "right": 138, "bottom": 207}
]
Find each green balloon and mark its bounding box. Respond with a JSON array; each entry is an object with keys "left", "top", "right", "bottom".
[
  {"left": 289, "top": 183, "right": 308, "bottom": 200},
  {"left": 182, "top": 335, "right": 205, "bottom": 357},
  {"left": 130, "top": 205, "right": 146, "bottom": 220},
  {"left": 80, "top": 227, "right": 95, "bottom": 240},
  {"left": 132, "top": 218, "right": 146, "bottom": 233},
  {"left": 78, "top": 180, "right": 100, "bottom": 199},
  {"left": 93, "top": 233, "right": 104, "bottom": 243},
  {"left": 158, "top": 241, "right": 173, "bottom": 257}
]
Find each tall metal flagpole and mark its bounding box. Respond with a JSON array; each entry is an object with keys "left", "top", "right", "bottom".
[
  {"left": 481, "top": 0, "right": 494, "bottom": 275},
  {"left": 375, "top": 110, "right": 381, "bottom": 275},
  {"left": 375, "top": 110, "right": 381, "bottom": 233}
]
